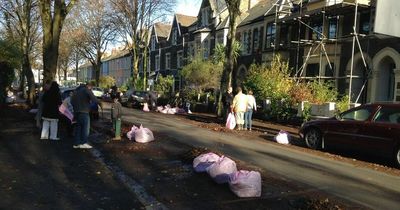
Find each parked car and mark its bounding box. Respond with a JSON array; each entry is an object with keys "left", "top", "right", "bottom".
[
  {"left": 60, "top": 87, "right": 75, "bottom": 100},
  {"left": 299, "top": 103, "right": 400, "bottom": 167},
  {"left": 124, "top": 90, "right": 149, "bottom": 108},
  {"left": 91, "top": 87, "right": 104, "bottom": 98}
]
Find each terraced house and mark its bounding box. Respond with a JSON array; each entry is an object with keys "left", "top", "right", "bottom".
[{"left": 79, "top": 0, "right": 400, "bottom": 104}]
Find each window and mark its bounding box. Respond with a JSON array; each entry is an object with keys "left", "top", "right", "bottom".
[
  {"left": 265, "top": 22, "right": 275, "bottom": 49},
  {"left": 328, "top": 18, "right": 338, "bottom": 39},
  {"left": 172, "top": 29, "right": 178, "bottom": 45},
  {"left": 253, "top": 28, "right": 259, "bottom": 52},
  {"left": 341, "top": 107, "right": 373, "bottom": 121},
  {"left": 151, "top": 35, "right": 156, "bottom": 51},
  {"left": 325, "top": 63, "right": 334, "bottom": 77},
  {"left": 203, "top": 39, "right": 209, "bottom": 59},
  {"left": 165, "top": 53, "right": 171, "bottom": 69},
  {"left": 359, "top": 12, "right": 370, "bottom": 35},
  {"left": 306, "top": 63, "right": 319, "bottom": 77},
  {"left": 217, "top": 34, "right": 224, "bottom": 45},
  {"left": 155, "top": 55, "right": 160, "bottom": 71},
  {"left": 310, "top": 21, "right": 323, "bottom": 40},
  {"left": 201, "top": 7, "right": 210, "bottom": 26},
  {"left": 177, "top": 51, "right": 183, "bottom": 68},
  {"left": 373, "top": 107, "right": 400, "bottom": 123}
]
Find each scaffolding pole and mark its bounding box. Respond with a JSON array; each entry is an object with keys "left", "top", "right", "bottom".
[{"left": 348, "top": 0, "right": 359, "bottom": 104}]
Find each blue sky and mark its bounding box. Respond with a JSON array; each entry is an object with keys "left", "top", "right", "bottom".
[{"left": 174, "top": 0, "right": 202, "bottom": 17}]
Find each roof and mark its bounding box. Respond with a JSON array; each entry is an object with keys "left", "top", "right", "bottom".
[
  {"left": 103, "top": 49, "right": 130, "bottom": 62},
  {"left": 209, "top": 0, "right": 227, "bottom": 14},
  {"left": 154, "top": 22, "right": 172, "bottom": 38},
  {"left": 175, "top": 14, "right": 197, "bottom": 27},
  {"left": 238, "top": 0, "right": 274, "bottom": 27}
]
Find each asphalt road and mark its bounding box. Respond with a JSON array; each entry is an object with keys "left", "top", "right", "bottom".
[{"left": 104, "top": 104, "right": 400, "bottom": 210}]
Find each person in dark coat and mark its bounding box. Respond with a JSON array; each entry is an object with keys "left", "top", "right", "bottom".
[
  {"left": 40, "top": 81, "right": 62, "bottom": 140},
  {"left": 222, "top": 86, "right": 233, "bottom": 122}
]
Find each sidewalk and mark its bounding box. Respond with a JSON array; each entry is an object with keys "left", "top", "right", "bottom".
[{"left": 0, "top": 104, "right": 143, "bottom": 210}]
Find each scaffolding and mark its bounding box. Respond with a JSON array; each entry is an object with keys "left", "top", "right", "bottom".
[{"left": 272, "top": 0, "right": 371, "bottom": 104}]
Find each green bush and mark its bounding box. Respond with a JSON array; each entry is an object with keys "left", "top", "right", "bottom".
[
  {"left": 154, "top": 75, "right": 174, "bottom": 97},
  {"left": 99, "top": 75, "right": 115, "bottom": 89}
]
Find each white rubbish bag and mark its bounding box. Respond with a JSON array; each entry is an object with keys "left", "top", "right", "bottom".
[
  {"left": 207, "top": 156, "right": 237, "bottom": 184},
  {"left": 225, "top": 112, "right": 236, "bottom": 130},
  {"left": 275, "top": 130, "right": 290, "bottom": 145},
  {"left": 126, "top": 125, "right": 139, "bottom": 140},
  {"left": 193, "top": 153, "right": 220, "bottom": 172},
  {"left": 134, "top": 125, "right": 154, "bottom": 143},
  {"left": 229, "top": 170, "right": 262, "bottom": 197}
]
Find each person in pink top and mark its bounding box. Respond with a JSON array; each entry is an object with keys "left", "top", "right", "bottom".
[
  {"left": 244, "top": 90, "right": 257, "bottom": 131},
  {"left": 232, "top": 87, "right": 248, "bottom": 130}
]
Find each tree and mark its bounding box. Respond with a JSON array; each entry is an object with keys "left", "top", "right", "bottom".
[
  {"left": 99, "top": 75, "right": 115, "bottom": 90},
  {"left": 154, "top": 75, "right": 174, "bottom": 97},
  {"left": 0, "top": 0, "right": 41, "bottom": 105},
  {"left": 0, "top": 39, "right": 20, "bottom": 104},
  {"left": 111, "top": 0, "right": 176, "bottom": 88},
  {"left": 181, "top": 56, "right": 223, "bottom": 92},
  {"left": 38, "top": 0, "right": 77, "bottom": 82},
  {"left": 69, "top": 0, "right": 116, "bottom": 85}
]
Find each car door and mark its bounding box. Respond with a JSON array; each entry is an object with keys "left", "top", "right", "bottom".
[
  {"left": 358, "top": 106, "right": 400, "bottom": 157},
  {"left": 324, "top": 106, "right": 374, "bottom": 150}
]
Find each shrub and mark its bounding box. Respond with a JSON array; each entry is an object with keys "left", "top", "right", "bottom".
[
  {"left": 154, "top": 75, "right": 174, "bottom": 97},
  {"left": 99, "top": 75, "right": 115, "bottom": 90}
]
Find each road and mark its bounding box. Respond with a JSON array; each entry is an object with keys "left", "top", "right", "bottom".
[{"left": 103, "top": 104, "right": 400, "bottom": 210}]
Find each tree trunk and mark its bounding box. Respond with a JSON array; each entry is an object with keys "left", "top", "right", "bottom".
[
  {"left": 23, "top": 53, "right": 35, "bottom": 106},
  {"left": 42, "top": 40, "right": 60, "bottom": 82}
]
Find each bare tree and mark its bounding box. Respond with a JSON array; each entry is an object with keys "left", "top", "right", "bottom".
[
  {"left": 111, "top": 0, "right": 176, "bottom": 88},
  {"left": 0, "top": 0, "right": 41, "bottom": 105},
  {"left": 38, "top": 0, "right": 77, "bottom": 82},
  {"left": 70, "top": 0, "right": 116, "bottom": 85}
]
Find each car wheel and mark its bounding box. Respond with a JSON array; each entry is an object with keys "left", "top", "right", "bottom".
[
  {"left": 395, "top": 147, "right": 400, "bottom": 168},
  {"left": 305, "top": 128, "right": 322, "bottom": 149}
]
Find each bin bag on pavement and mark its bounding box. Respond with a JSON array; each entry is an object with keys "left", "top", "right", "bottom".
[
  {"left": 229, "top": 170, "right": 262, "bottom": 197},
  {"left": 127, "top": 125, "right": 139, "bottom": 140},
  {"left": 275, "top": 130, "right": 289, "bottom": 145},
  {"left": 134, "top": 125, "right": 154, "bottom": 143},
  {"left": 226, "top": 112, "right": 236, "bottom": 130},
  {"left": 143, "top": 103, "right": 150, "bottom": 112},
  {"left": 193, "top": 152, "right": 220, "bottom": 172},
  {"left": 207, "top": 156, "right": 237, "bottom": 184}
]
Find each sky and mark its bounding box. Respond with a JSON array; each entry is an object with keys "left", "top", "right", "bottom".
[{"left": 174, "top": 0, "right": 202, "bottom": 18}]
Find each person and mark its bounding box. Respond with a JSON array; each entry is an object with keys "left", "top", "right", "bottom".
[
  {"left": 111, "top": 95, "right": 122, "bottom": 140},
  {"left": 148, "top": 91, "right": 158, "bottom": 111},
  {"left": 35, "top": 82, "right": 50, "bottom": 129},
  {"left": 244, "top": 90, "right": 257, "bottom": 131},
  {"left": 40, "top": 81, "right": 62, "bottom": 140},
  {"left": 222, "top": 87, "right": 234, "bottom": 122},
  {"left": 61, "top": 91, "right": 75, "bottom": 137},
  {"left": 232, "top": 87, "right": 248, "bottom": 130},
  {"left": 71, "top": 82, "right": 101, "bottom": 149}
]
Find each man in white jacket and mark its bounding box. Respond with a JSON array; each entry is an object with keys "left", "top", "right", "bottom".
[{"left": 232, "top": 87, "right": 248, "bottom": 130}]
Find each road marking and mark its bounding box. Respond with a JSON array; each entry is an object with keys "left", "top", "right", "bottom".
[{"left": 89, "top": 148, "right": 168, "bottom": 210}]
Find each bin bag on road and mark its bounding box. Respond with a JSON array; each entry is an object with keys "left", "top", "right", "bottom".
[
  {"left": 207, "top": 156, "right": 237, "bottom": 184},
  {"left": 226, "top": 112, "right": 236, "bottom": 130},
  {"left": 143, "top": 103, "right": 150, "bottom": 112},
  {"left": 193, "top": 152, "right": 220, "bottom": 172},
  {"left": 135, "top": 125, "right": 154, "bottom": 143},
  {"left": 275, "top": 130, "right": 289, "bottom": 145},
  {"left": 127, "top": 125, "right": 139, "bottom": 140},
  {"left": 229, "top": 170, "right": 262, "bottom": 197}
]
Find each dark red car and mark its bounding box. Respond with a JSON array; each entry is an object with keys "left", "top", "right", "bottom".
[{"left": 299, "top": 103, "right": 400, "bottom": 167}]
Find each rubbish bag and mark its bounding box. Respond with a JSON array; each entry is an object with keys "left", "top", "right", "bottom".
[
  {"left": 193, "top": 153, "right": 220, "bottom": 172},
  {"left": 229, "top": 170, "right": 262, "bottom": 197},
  {"left": 226, "top": 112, "right": 236, "bottom": 130},
  {"left": 59, "top": 104, "right": 74, "bottom": 122},
  {"left": 126, "top": 125, "right": 139, "bottom": 140},
  {"left": 275, "top": 130, "right": 290, "bottom": 144},
  {"left": 134, "top": 125, "right": 154, "bottom": 143},
  {"left": 143, "top": 103, "right": 150, "bottom": 112},
  {"left": 207, "top": 156, "right": 237, "bottom": 184}
]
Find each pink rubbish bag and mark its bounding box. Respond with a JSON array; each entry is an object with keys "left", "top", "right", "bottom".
[
  {"left": 275, "top": 130, "right": 290, "bottom": 145},
  {"left": 207, "top": 156, "right": 237, "bottom": 184},
  {"left": 59, "top": 104, "right": 73, "bottom": 122},
  {"left": 229, "top": 170, "right": 262, "bottom": 197},
  {"left": 143, "top": 103, "right": 150, "bottom": 112},
  {"left": 134, "top": 125, "right": 154, "bottom": 143},
  {"left": 193, "top": 153, "right": 220, "bottom": 172},
  {"left": 225, "top": 112, "right": 236, "bottom": 130},
  {"left": 126, "top": 125, "right": 139, "bottom": 140}
]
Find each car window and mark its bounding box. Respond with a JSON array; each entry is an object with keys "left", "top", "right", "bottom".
[
  {"left": 341, "top": 107, "right": 372, "bottom": 121},
  {"left": 373, "top": 107, "right": 400, "bottom": 124}
]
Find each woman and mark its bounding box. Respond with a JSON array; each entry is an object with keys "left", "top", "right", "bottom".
[
  {"left": 40, "top": 81, "right": 62, "bottom": 140},
  {"left": 244, "top": 90, "right": 257, "bottom": 131}
]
